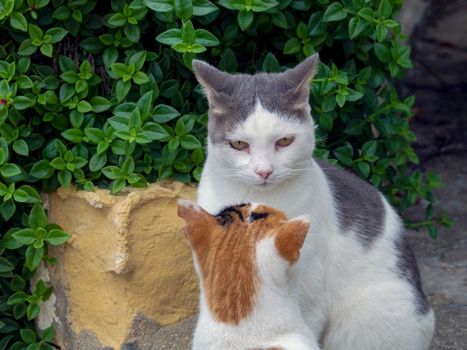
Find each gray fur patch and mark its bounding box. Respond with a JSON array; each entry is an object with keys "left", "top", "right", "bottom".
[
  {"left": 395, "top": 233, "right": 431, "bottom": 315},
  {"left": 192, "top": 55, "right": 318, "bottom": 144},
  {"left": 317, "top": 160, "right": 385, "bottom": 247}
]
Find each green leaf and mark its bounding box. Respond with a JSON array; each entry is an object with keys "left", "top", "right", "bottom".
[
  {"left": 377, "top": 0, "right": 392, "bottom": 18},
  {"left": 111, "top": 178, "right": 126, "bottom": 193},
  {"left": 182, "top": 20, "right": 196, "bottom": 45},
  {"left": 124, "top": 23, "right": 140, "bottom": 43},
  {"left": 61, "top": 128, "right": 84, "bottom": 143},
  {"left": 13, "top": 185, "right": 40, "bottom": 203},
  {"left": 153, "top": 104, "right": 180, "bottom": 123},
  {"left": 40, "top": 43, "right": 53, "bottom": 57},
  {"left": 357, "top": 161, "right": 370, "bottom": 178},
  {"left": 25, "top": 246, "right": 44, "bottom": 271},
  {"left": 85, "top": 128, "right": 104, "bottom": 144},
  {"left": 283, "top": 37, "right": 301, "bottom": 55},
  {"left": 0, "top": 138, "right": 8, "bottom": 165},
  {"left": 18, "top": 39, "right": 37, "bottom": 56},
  {"left": 89, "top": 152, "right": 107, "bottom": 171},
  {"left": 238, "top": 10, "right": 254, "bottom": 31},
  {"left": 46, "top": 229, "right": 71, "bottom": 245},
  {"left": 156, "top": 29, "right": 183, "bottom": 46},
  {"left": 13, "top": 139, "right": 29, "bottom": 156},
  {"left": 333, "top": 145, "right": 353, "bottom": 165},
  {"left": 357, "top": 7, "right": 373, "bottom": 22},
  {"left": 251, "top": 0, "right": 278, "bottom": 12},
  {"left": 142, "top": 123, "right": 171, "bottom": 140},
  {"left": 47, "top": 27, "right": 68, "bottom": 43},
  {"left": 41, "top": 327, "right": 55, "bottom": 343},
  {"left": 77, "top": 100, "right": 93, "bottom": 113},
  {"left": 375, "top": 23, "right": 388, "bottom": 42},
  {"left": 374, "top": 43, "right": 390, "bottom": 62},
  {"left": 133, "top": 71, "right": 150, "bottom": 85},
  {"left": 20, "top": 329, "right": 36, "bottom": 344},
  {"left": 0, "top": 163, "right": 22, "bottom": 177},
  {"left": 195, "top": 29, "right": 219, "bottom": 47},
  {"left": 28, "top": 24, "right": 43, "bottom": 41},
  {"left": 30, "top": 160, "right": 54, "bottom": 179},
  {"left": 53, "top": 5, "right": 71, "bottom": 20},
  {"left": 57, "top": 170, "right": 72, "bottom": 187},
  {"left": 29, "top": 203, "right": 48, "bottom": 229},
  {"left": 1, "top": 200, "right": 16, "bottom": 221},
  {"left": 193, "top": 0, "right": 218, "bottom": 16},
  {"left": 0, "top": 257, "right": 14, "bottom": 273},
  {"left": 116, "top": 80, "right": 132, "bottom": 102},
  {"left": 128, "top": 50, "right": 147, "bottom": 71},
  {"left": 144, "top": 0, "right": 174, "bottom": 12},
  {"left": 89, "top": 96, "right": 111, "bottom": 113},
  {"left": 180, "top": 134, "right": 201, "bottom": 150},
  {"left": 26, "top": 302, "right": 41, "bottom": 319},
  {"left": 13, "top": 96, "right": 35, "bottom": 110},
  {"left": 102, "top": 166, "right": 122, "bottom": 180},
  {"left": 108, "top": 13, "right": 127, "bottom": 26},
  {"left": 174, "top": 0, "right": 193, "bottom": 20},
  {"left": 10, "top": 12, "right": 28, "bottom": 32},
  {"left": 323, "top": 2, "right": 347, "bottom": 22},
  {"left": 348, "top": 17, "right": 367, "bottom": 39},
  {"left": 11, "top": 274, "right": 26, "bottom": 291}
]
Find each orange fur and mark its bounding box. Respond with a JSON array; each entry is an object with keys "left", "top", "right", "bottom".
[{"left": 178, "top": 202, "right": 309, "bottom": 325}]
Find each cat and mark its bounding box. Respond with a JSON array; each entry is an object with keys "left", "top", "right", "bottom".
[
  {"left": 178, "top": 200, "right": 321, "bottom": 350},
  {"left": 191, "top": 54, "right": 435, "bottom": 350}
]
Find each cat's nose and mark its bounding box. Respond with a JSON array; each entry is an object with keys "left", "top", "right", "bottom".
[{"left": 256, "top": 170, "right": 272, "bottom": 180}]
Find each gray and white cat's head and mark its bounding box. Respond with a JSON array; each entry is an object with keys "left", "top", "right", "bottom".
[{"left": 193, "top": 54, "right": 319, "bottom": 188}]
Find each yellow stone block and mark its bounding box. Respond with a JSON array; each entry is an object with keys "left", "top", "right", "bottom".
[{"left": 38, "top": 182, "right": 198, "bottom": 349}]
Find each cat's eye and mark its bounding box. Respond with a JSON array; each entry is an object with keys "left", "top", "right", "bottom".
[
  {"left": 276, "top": 137, "right": 294, "bottom": 148},
  {"left": 229, "top": 140, "right": 249, "bottom": 151}
]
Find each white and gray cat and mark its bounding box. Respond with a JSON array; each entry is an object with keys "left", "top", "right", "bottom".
[{"left": 192, "top": 54, "right": 434, "bottom": 350}]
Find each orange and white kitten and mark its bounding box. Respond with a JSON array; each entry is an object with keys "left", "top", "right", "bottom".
[{"left": 178, "top": 200, "right": 320, "bottom": 350}]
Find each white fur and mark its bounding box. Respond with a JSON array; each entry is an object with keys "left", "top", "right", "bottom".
[{"left": 197, "top": 102, "right": 435, "bottom": 349}]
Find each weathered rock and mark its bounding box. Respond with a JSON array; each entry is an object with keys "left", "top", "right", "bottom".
[
  {"left": 402, "top": 0, "right": 467, "bottom": 88},
  {"left": 38, "top": 182, "right": 198, "bottom": 349}
]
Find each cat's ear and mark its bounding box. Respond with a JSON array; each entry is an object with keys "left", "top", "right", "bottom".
[
  {"left": 274, "top": 216, "right": 310, "bottom": 264},
  {"left": 177, "top": 200, "right": 215, "bottom": 251},
  {"left": 280, "top": 54, "right": 319, "bottom": 109},
  {"left": 192, "top": 60, "right": 229, "bottom": 104}
]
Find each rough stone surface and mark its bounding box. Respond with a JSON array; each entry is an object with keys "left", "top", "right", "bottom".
[
  {"left": 400, "top": 2, "right": 467, "bottom": 345},
  {"left": 406, "top": 155, "right": 467, "bottom": 350},
  {"left": 40, "top": 182, "right": 198, "bottom": 349}
]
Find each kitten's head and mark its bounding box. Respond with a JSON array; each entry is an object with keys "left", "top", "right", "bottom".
[
  {"left": 193, "top": 55, "right": 319, "bottom": 188},
  {"left": 177, "top": 200, "right": 309, "bottom": 325}
]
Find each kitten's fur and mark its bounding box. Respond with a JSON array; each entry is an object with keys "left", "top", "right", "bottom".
[
  {"left": 192, "top": 55, "right": 435, "bottom": 350},
  {"left": 178, "top": 200, "right": 320, "bottom": 350}
]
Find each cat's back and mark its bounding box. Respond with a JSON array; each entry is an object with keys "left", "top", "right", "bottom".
[
  {"left": 316, "top": 159, "right": 387, "bottom": 247},
  {"left": 316, "top": 159, "right": 431, "bottom": 315}
]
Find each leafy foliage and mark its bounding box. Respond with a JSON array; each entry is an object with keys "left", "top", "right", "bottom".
[{"left": 0, "top": 0, "right": 449, "bottom": 345}]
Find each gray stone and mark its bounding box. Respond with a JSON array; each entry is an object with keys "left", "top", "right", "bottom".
[
  {"left": 406, "top": 154, "right": 467, "bottom": 349},
  {"left": 75, "top": 330, "right": 107, "bottom": 350},
  {"left": 121, "top": 315, "right": 196, "bottom": 350}
]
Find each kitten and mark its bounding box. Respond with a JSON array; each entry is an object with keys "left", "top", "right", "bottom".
[
  {"left": 192, "top": 55, "right": 435, "bottom": 350},
  {"left": 178, "top": 200, "right": 320, "bottom": 350}
]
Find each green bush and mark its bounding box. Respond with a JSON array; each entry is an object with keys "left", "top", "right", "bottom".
[{"left": 0, "top": 0, "right": 450, "bottom": 346}]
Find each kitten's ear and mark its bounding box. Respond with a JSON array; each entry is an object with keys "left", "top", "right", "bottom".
[
  {"left": 177, "top": 200, "right": 215, "bottom": 251},
  {"left": 192, "top": 60, "right": 229, "bottom": 103},
  {"left": 274, "top": 216, "right": 310, "bottom": 264},
  {"left": 177, "top": 200, "right": 205, "bottom": 223}
]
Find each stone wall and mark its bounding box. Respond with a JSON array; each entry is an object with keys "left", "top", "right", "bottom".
[{"left": 38, "top": 182, "right": 198, "bottom": 349}]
